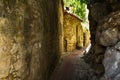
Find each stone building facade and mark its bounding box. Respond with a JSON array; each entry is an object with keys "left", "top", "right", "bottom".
[{"left": 63, "top": 11, "right": 83, "bottom": 52}]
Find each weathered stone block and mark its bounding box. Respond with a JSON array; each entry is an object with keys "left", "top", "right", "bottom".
[{"left": 100, "top": 28, "right": 119, "bottom": 46}]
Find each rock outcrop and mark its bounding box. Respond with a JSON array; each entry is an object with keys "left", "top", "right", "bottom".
[
  {"left": 86, "top": 0, "right": 120, "bottom": 79},
  {"left": 101, "top": 42, "right": 120, "bottom": 80},
  {"left": 100, "top": 12, "right": 120, "bottom": 80}
]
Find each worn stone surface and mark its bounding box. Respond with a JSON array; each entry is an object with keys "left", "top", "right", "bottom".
[
  {"left": 115, "top": 42, "right": 120, "bottom": 51},
  {"left": 103, "top": 47, "right": 120, "bottom": 79},
  {"left": 113, "top": 74, "right": 120, "bottom": 80},
  {"left": 97, "top": 11, "right": 120, "bottom": 46},
  {"left": 101, "top": 41, "right": 120, "bottom": 80},
  {"left": 83, "top": 28, "right": 91, "bottom": 47},
  {"left": 0, "top": 0, "right": 63, "bottom": 80},
  {"left": 86, "top": 0, "right": 120, "bottom": 79},
  {"left": 100, "top": 28, "right": 119, "bottom": 46}
]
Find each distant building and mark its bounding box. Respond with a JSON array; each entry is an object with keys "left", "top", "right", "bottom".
[
  {"left": 63, "top": 11, "right": 83, "bottom": 52},
  {"left": 63, "top": 9, "right": 91, "bottom": 52}
]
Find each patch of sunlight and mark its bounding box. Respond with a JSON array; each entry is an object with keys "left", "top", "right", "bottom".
[{"left": 81, "top": 5, "right": 89, "bottom": 30}]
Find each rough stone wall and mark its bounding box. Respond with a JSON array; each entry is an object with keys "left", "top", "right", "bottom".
[
  {"left": 63, "top": 12, "right": 83, "bottom": 52},
  {"left": 0, "top": 0, "right": 63, "bottom": 80},
  {"left": 83, "top": 28, "right": 91, "bottom": 46},
  {"left": 85, "top": 0, "right": 120, "bottom": 79}
]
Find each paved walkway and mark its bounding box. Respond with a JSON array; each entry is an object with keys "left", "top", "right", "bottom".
[{"left": 51, "top": 48, "right": 85, "bottom": 80}]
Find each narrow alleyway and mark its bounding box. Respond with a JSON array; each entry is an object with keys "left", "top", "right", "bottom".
[{"left": 51, "top": 46, "right": 98, "bottom": 80}]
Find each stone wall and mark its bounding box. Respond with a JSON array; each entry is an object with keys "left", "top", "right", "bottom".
[
  {"left": 63, "top": 11, "right": 83, "bottom": 52},
  {"left": 83, "top": 28, "right": 91, "bottom": 46},
  {"left": 0, "top": 0, "right": 63, "bottom": 80},
  {"left": 85, "top": 0, "right": 120, "bottom": 79}
]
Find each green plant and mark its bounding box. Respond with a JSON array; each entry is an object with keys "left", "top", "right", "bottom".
[{"left": 64, "top": 0, "right": 88, "bottom": 21}]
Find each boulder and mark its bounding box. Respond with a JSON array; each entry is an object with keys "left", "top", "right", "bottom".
[
  {"left": 103, "top": 42, "right": 120, "bottom": 79},
  {"left": 100, "top": 28, "right": 119, "bottom": 46}
]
